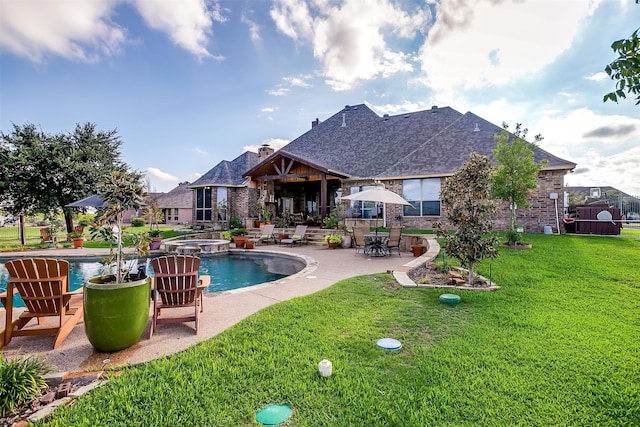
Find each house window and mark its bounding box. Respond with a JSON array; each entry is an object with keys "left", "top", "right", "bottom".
[
  {"left": 173, "top": 208, "right": 179, "bottom": 221},
  {"left": 403, "top": 178, "right": 441, "bottom": 216},
  {"left": 347, "top": 185, "right": 381, "bottom": 219},
  {"left": 216, "top": 187, "right": 228, "bottom": 220},
  {"left": 195, "top": 187, "right": 212, "bottom": 221}
]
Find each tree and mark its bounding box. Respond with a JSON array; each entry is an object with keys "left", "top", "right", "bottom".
[
  {"left": 604, "top": 27, "right": 640, "bottom": 105},
  {"left": 0, "top": 122, "right": 129, "bottom": 235},
  {"left": 491, "top": 123, "right": 547, "bottom": 244},
  {"left": 433, "top": 153, "right": 499, "bottom": 286}
]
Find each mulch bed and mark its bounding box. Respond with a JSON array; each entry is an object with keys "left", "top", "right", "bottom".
[
  {"left": 0, "top": 372, "right": 105, "bottom": 427},
  {"left": 408, "top": 262, "right": 493, "bottom": 288}
]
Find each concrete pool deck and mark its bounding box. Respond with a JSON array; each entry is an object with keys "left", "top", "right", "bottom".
[{"left": 0, "top": 240, "right": 437, "bottom": 373}]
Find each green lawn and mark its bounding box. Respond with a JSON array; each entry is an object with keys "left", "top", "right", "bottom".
[
  {"left": 37, "top": 234, "right": 639, "bottom": 426},
  {"left": 0, "top": 225, "right": 180, "bottom": 251}
]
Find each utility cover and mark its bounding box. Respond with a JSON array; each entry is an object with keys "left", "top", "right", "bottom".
[
  {"left": 255, "top": 404, "right": 293, "bottom": 426},
  {"left": 377, "top": 338, "right": 402, "bottom": 351}
]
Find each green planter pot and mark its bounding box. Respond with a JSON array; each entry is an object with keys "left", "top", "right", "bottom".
[{"left": 84, "top": 276, "right": 151, "bottom": 352}]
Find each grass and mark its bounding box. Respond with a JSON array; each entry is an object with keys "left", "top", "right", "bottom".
[
  {"left": 0, "top": 225, "right": 180, "bottom": 251},
  {"left": 34, "top": 234, "right": 639, "bottom": 426}
]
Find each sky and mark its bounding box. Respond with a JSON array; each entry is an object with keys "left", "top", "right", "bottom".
[{"left": 1, "top": 0, "right": 639, "bottom": 195}]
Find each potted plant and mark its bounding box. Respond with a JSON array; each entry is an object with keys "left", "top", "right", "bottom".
[
  {"left": 69, "top": 231, "right": 84, "bottom": 248},
  {"left": 323, "top": 234, "right": 342, "bottom": 249},
  {"left": 148, "top": 228, "right": 163, "bottom": 250},
  {"left": 264, "top": 210, "right": 272, "bottom": 224},
  {"left": 85, "top": 170, "right": 151, "bottom": 353},
  {"left": 231, "top": 228, "right": 248, "bottom": 248}
]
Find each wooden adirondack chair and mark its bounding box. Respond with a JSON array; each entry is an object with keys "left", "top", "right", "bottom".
[
  {"left": 0, "top": 258, "right": 83, "bottom": 349},
  {"left": 39, "top": 228, "right": 56, "bottom": 247},
  {"left": 149, "top": 255, "right": 211, "bottom": 338}
]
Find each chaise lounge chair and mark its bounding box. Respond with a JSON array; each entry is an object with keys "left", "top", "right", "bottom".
[
  {"left": 258, "top": 224, "right": 277, "bottom": 244},
  {"left": 280, "top": 225, "right": 308, "bottom": 246},
  {"left": 149, "top": 255, "right": 211, "bottom": 338},
  {"left": 0, "top": 258, "right": 83, "bottom": 349}
]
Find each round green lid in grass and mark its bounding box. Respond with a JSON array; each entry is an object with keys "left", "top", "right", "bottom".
[
  {"left": 255, "top": 404, "right": 293, "bottom": 425},
  {"left": 439, "top": 293, "right": 461, "bottom": 305}
]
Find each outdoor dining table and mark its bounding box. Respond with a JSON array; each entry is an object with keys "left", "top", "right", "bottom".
[{"left": 364, "top": 232, "right": 390, "bottom": 257}]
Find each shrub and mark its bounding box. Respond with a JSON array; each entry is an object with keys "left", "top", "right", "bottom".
[
  {"left": 131, "top": 217, "right": 145, "bottom": 227},
  {"left": 229, "top": 216, "right": 243, "bottom": 229},
  {"left": 323, "top": 214, "right": 339, "bottom": 229},
  {"left": 0, "top": 354, "right": 52, "bottom": 417},
  {"left": 323, "top": 234, "right": 342, "bottom": 244}
]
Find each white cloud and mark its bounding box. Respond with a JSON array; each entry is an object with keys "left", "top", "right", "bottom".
[
  {"left": 369, "top": 100, "right": 427, "bottom": 115},
  {"left": 267, "top": 87, "right": 290, "bottom": 96},
  {"left": 241, "top": 12, "right": 262, "bottom": 44},
  {"left": 537, "top": 108, "right": 640, "bottom": 154},
  {"left": 243, "top": 137, "right": 290, "bottom": 154},
  {"left": 185, "top": 147, "right": 209, "bottom": 156},
  {"left": 283, "top": 75, "right": 312, "bottom": 88},
  {"left": 564, "top": 146, "right": 640, "bottom": 195},
  {"left": 271, "top": 0, "right": 430, "bottom": 90},
  {"left": 420, "top": 0, "right": 599, "bottom": 93},
  {"left": 0, "top": 0, "right": 227, "bottom": 62},
  {"left": 261, "top": 107, "right": 276, "bottom": 113},
  {"left": 147, "top": 167, "right": 178, "bottom": 182},
  {"left": 585, "top": 71, "right": 609, "bottom": 81},
  {"left": 0, "top": 0, "right": 126, "bottom": 62},
  {"left": 132, "top": 0, "right": 224, "bottom": 60}
]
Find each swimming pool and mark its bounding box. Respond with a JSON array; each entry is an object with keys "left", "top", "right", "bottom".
[{"left": 0, "top": 253, "right": 306, "bottom": 308}]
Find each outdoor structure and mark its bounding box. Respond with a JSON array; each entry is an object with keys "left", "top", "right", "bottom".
[
  {"left": 191, "top": 103, "right": 576, "bottom": 233},
  {"left": 566, "top": 186, "right": 640, "bottom": 220},
  {"left": 156, "top": 182, "right": 193, "bottom": 225}
]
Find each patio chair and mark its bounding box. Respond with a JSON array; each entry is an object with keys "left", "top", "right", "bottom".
[
  {"left": 280, "top": 225, "right": 308, "bottom": 246},
  {"left": 40, "top": 228, "right": 56, "bottom": 247},
  {"left": 258, "top": 224, "right": 276, "bottom": 244},
  {"left": 149, "top": 255, "right": 211, "bottom": 338},
  {"left": 0, "top": 258, "right": 83, "bottom": 349},
  {"left": 352, "top": 227, "right": 367, "bottom": 255},
  {"left": 386, "top": 226, "right": 402, "bottom": 256}
]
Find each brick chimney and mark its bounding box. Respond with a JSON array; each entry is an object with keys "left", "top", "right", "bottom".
[{"left": 258, "top": 144, "right": 274, "bottom": 161}]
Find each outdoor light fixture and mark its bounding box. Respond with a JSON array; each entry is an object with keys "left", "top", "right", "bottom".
[{"left": 318, "top": 359, "right": 332, "bottom": 377}]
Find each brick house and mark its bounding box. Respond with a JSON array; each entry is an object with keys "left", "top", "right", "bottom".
[
  {"left": 194, "top": 103, "right": 576, "bottom": 233},
  {"left": 155, "top": 182, "right": 193, "bottom": 225},
  {"left": 189, "top": 151, "right": 260, "bottom": 228},
  {"left": 246, "top": 104, "right": 576, "bottom": 233}
]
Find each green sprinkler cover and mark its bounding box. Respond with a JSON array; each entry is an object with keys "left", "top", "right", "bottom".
[
  {"left": 439, "top": 293, "right": 462, "bottom": 305},
  {"left": 255, "top": 404, "right": 293, "bottom": 426}
]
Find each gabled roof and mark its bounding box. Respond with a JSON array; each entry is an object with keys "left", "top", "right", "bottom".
[
  {"left": 381, "top": 112, "right": 576, "bottom": 178},
  {"left": 192, "top": 151, "right": 259, "bottom": 187},
  {"left": 156, "top": 182, "right": 193, "bottom": 209},
  {"left": 266, "top": 103, "right": 575, "bottom": 180}
]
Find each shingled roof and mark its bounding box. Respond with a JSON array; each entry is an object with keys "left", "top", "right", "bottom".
[
  {"left": 191, "top": 151, "right": 259, "bottom": 187},
  {"left": 156, "top": 182, "right": 192, "bottom": 209},
  {"left": 275, "top": 104, "right": 575, "bottom": 179}
]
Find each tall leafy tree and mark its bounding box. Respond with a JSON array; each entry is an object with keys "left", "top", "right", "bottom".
[
  {"left": 492, "top": 123, "right": 547, "bottom": 244},
  {"left": 0, "top": 122, "right": 129, "bottom": 235},
  {"left": 604, "top": 27, "right": 640, "bottom": 105},
  {"left": 433, "top": 153, "right": 499, "bottom": 286}
]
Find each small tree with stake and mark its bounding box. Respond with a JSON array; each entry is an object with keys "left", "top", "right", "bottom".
[
  {"left": 433, "top": 153, "right": 499, "bottom": 287},
  {"left": 492, "top": 123, "right": 547, "bottom": 244}
]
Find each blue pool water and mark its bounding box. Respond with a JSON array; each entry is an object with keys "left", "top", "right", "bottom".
[{"left": 0, "top": 253, "right": 305, "bottom": 308}]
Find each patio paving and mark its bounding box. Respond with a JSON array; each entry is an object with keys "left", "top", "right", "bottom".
[{"left": 0, "top": 240, "right": 436, "bottom": 373}]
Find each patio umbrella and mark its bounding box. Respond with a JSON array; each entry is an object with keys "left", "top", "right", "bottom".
[
  {"left": 340, "top": 187, "right": 411, "bottom": 230},
  {"left": 66, "top": 194, "right": 108, "bottom": 208}
]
